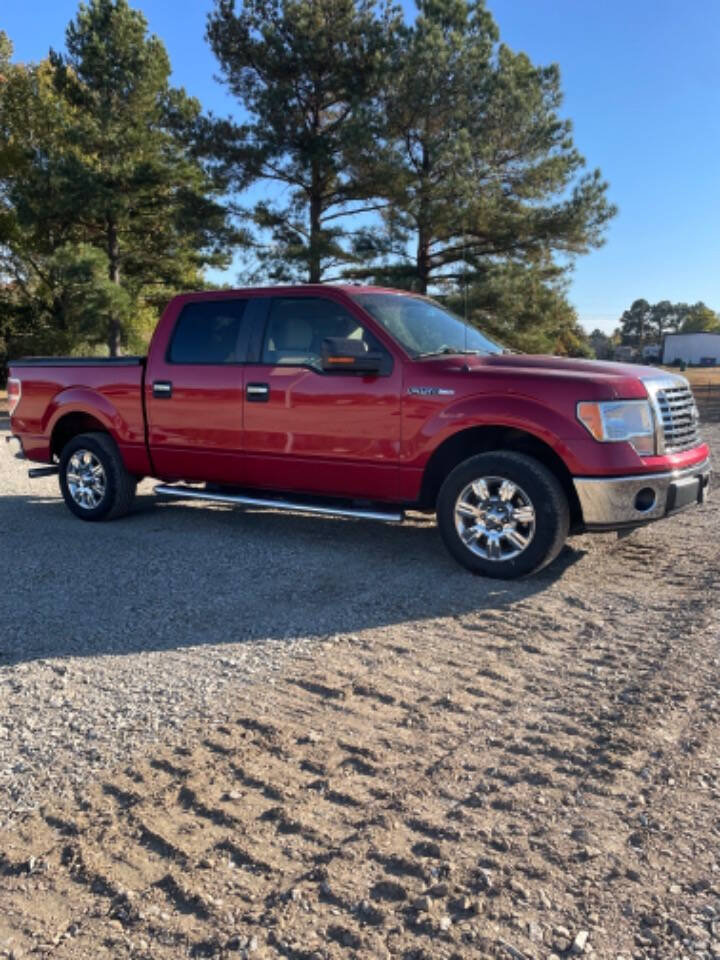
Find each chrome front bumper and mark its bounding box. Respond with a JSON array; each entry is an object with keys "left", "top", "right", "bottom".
[{"left": 574, "top": 458, "right": 711, "bottom": 529}]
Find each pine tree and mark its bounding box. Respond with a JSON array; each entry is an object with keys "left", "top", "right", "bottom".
[
  {"left": 649, "top": 300, "right": 685, "bottom": 341},
  {"left": 351, "top": 0, "right": 616, "bottom": 294},
  {"left": 44, "top": 0, "right": 237, "bottom": 354},
  {"left": 205, "top": 0, "right": 398, "bottom": 283},
  {"left": 618, "top": 299, "right": 652, "bottom": 346},
  {"left": 445, "top": 262, "right": 592, "bottom": 356},
  {"left": 0, "top": 42, "right": 93, "bottom": 361}
]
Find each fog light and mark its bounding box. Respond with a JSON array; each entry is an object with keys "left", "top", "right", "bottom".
[{"left": 634, "top": 487, "right": 656, "bottom": 512}]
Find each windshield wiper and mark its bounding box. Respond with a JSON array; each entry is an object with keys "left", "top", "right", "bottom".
[{"left": 415, "top": 346, "right": 484, "bottom": 358}]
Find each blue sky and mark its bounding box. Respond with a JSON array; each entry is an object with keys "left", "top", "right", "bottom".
[{"left": 4, "top": 0, "right": 719, "bottom": 333}]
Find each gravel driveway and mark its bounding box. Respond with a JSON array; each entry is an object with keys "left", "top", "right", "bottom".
[
  {"left": 1, "top": 407, "right": 718, "bottom": 960},
  {"left": 0, "top": 415, "right": 575, "bottom": 820}
]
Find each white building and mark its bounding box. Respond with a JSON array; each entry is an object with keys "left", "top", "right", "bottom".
[{"left": 662, "top": 332, "right": 720, "bottom": 365}]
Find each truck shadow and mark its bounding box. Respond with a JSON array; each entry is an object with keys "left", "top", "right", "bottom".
[{"left": 0, "top": 489, "right": 586, "bottom": 665}]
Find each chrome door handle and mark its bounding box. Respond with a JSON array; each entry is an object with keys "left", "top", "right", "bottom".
[
  {"left": 246, "top": 382, "right": 269, "bottom": 402},
  {"left": 153, "top": 380, "right": 173, "bottom": 399}
]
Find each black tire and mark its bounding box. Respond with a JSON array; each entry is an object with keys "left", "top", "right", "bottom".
[
  {"left": 436, "top": 451, "right": 569, "bottom": 579},
  {"left": 59, "top": 432, "right": 137, "bottom": 521}
]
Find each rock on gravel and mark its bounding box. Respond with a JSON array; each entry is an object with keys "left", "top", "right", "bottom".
[{"left": 572, "top": 929, "right": 590, "bottom": 953}]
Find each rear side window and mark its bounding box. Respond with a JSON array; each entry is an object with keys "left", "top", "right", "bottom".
[{"left": 168, "top": 300, "right": 247, "bottom": 364}]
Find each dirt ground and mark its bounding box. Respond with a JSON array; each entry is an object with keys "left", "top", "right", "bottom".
[
  {"left": 0, "top": 401, "right": 718, "bottom": 960},
  {"left": 665, "top": 367, "right": 720, "bottom": 386}
]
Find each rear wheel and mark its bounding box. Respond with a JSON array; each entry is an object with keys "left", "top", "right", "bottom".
[
  {"left": 59, "top": 432, "right": 137, "bottom": 521},
  {"left": 436, "top": 451, "right": 569, "bottom": 578}
]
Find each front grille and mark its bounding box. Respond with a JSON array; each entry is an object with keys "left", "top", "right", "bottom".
[{"left": 655, "top": 384, "right": 701, "bottom": 453}]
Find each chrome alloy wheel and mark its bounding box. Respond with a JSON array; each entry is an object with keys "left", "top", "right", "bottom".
[
  {"left": 453, "top": 476, "right": 536, "bottom": 561},
  {"left": 66, "top": 449, "right": 107, "bottom": 510}
]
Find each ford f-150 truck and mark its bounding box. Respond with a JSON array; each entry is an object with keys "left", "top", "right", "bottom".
[{"left": 7, "top": 285, "right": 711, "bottom": 578}]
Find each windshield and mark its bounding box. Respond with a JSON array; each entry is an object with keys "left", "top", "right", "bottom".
[{"left": 352, "top": 292, "right": 504, "bottom": 358}]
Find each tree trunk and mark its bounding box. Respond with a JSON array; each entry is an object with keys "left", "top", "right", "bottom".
[
  {"left": 308, "top": 160, "right": 322, "bottom": 284},
  {"left": 416, "top": 135, "right": 431, "bottom": 294},
  {"left": 416, "top": 228, "right": 430, "bottom": 295},
  {"left": 107, "top": 216, "right": 121, "bottom": 356}
]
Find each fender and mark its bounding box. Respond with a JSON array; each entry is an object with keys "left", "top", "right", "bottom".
[
  {"left": 408, "top": 392, "right": 583, "bottom": 472},
  {"left": 44, "top": 387, "right": 151, "bottom": 474},
  {"left": 406, "top": 390, "right": 657, "bottom": 480},
  {"left": 45, "top": 387, "right": 123, "bottom": 438}
]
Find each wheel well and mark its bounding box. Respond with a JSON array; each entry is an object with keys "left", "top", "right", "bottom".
[
  {"left": 418, "top": 426, "right": 583, "bottom": 528},
  {"left": 50, "top": 413, "right": 109, "bottom": 460}
]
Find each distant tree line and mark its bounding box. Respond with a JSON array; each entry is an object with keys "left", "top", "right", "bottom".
[
  {"left": 617, "top": 299, "right": 720, "bottom": 345},
  {"left": 589, "top": 299, "right": 720, "bottom": 360},
  {"left": 1, "top": 0, "right": 616, "bottom": 370}
]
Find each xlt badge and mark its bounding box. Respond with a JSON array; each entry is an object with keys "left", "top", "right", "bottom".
[{"left": 408, "top": 386, "right": 455, "bottom": 396}]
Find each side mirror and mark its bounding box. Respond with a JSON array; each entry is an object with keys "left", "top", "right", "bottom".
[{"left": 321, "top": 337, "right": 383, "bottom": 374}]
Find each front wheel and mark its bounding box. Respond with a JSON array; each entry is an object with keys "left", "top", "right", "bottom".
[
  {"left": 436, "top": 451, "right": 569, "bottom": 579},
  {"left": 59, "top": 432, "right": 137, "bottom": 521}
]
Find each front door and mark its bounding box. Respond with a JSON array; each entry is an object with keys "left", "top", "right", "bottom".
[
  {"left": 242, "top": 294, "right": 402, "bottom": 501},
  {"left": 146, "top": 297, "right": 250, "bottom": 483}
]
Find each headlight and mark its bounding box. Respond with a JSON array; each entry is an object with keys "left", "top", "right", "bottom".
[{"left": 577, "top": 400, "right": 655, "bottom": 455}]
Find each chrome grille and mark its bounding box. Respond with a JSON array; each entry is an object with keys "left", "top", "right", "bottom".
[{"left": 655, "top": 384, "right": 701, "bottom": 453}]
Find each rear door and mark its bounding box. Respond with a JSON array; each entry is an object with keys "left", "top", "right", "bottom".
[
  {"left": 241, "top": 293, "right": 402, "bottom": 500},
  {"left": 146, "top": 297, "right": 253, "bottom": 483}
]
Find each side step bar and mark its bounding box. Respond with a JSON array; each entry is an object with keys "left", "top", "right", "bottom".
[
  {"left": 154, "top": 484, "right": 404, "bottom": 523},
  {"left": 28, "top": 466, "right": 60, "bottom": 478}
]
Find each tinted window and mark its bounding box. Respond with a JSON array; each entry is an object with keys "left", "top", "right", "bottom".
[
  {"left": 262, "top": 297, "right": 389, "bottom": 371},
  {"left": 169, "top": 300, "right": 247, "bottom": 364}
]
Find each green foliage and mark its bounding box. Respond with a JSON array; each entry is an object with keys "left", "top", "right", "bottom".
[
  {"left": 0, "top": 52, "right": 82, "bottom": 364},
  {"left": 1, "top": 1, "right": 237, "bottom": 361},
  {"left": 618, "top": 299, "right": 720, "bottom": 344},
  {"left": 588, "top": 328, "right": 614, "bottom": 360},
  {"left": 618, "top": 299, "right": 652, "bottom": 346},
  {"left": 650, "top": 300, "right": 689, "bottom": 339},
  {"left": 444, "top": 263, "right": 592, "bottom": 357},
  {"left": 205, "top": 0, "right": 399, "bottom": 282},
  {"left": 0, "top": 241, "right": 157, "bottom": 361},
  {"left": 680, "top": 303, "right": 720, "bottom": 334},
  {"left": 349, "top": 0, "right": 616, "bottom": 294},
  {"left": 0, "top": 32, "right": 11, "bottom": 82}
]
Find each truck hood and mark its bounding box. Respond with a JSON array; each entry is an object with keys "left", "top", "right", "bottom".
[
  {"left": 416, "top": 353, "right": 675, "bottom": 400},
  {"left": 480, "top": 353, "right": 663, "bottom": 380}
]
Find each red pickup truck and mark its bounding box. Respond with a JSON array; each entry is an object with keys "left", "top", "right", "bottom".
[{"left": 7, "top": 285, "right": 711, "bottom": 578}]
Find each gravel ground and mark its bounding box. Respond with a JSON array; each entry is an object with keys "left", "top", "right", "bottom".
[
  {"left": 1, "top": 414, "right": 435, "bottom": 820},
  {"left": 1, "top": 403, "right": 718, "bottom": 960},
  {"left": 0, "top": 410, "right": 581, "bottom": 821}
]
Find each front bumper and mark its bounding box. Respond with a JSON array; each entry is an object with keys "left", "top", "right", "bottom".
[{"left": 574, "top": 458, "right": 711, "bottom": 530}]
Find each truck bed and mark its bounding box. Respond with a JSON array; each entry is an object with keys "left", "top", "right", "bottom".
[{"left": 8, "top": 357, "right": 149, "bottom": 473}]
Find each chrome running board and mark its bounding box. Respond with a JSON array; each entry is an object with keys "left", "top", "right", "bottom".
[{"left": 154, "top": 484, "right": 404, "bottom": 523}]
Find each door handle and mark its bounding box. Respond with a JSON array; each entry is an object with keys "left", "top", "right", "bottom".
[
  {"left": 246, "top": 382, "right": 269, "bottom": 402},
  {"left": 153, "top": 380, "right": 173, "bottom": 399}
]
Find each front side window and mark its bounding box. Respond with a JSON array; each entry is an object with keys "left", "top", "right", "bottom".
[
  {"left": 168, "top": 300, "right": 247, "bottom": 364},
  {"left": 262, "top": 297, "right": 389, "bottom": 371},
  {"left": 353, "top": 292, "right": 504, "bottom": 358}
]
